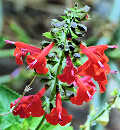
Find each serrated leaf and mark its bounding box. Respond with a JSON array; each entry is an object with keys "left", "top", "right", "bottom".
[{"left": 43, "top": 32, "right": 54, "bottom": 39}]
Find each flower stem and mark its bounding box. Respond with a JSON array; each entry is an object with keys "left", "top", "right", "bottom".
[
  {"left": 36, "top": 115, "right": 46, "bottom": 130},
  {"left": 12, "top": 74, "right": 37, "bottom": 111}
]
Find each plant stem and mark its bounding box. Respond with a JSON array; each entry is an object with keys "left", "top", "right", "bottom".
[
  {"left": 36, "top": 115, "right": 46, "bottom": 130},
  {"left": 12, "top": 74, "right": 37, "bottom": 110},
  {"left": 50, "top": 51, "right": 64, "bottom": 101},
  {"left": 90, "top": 96, "right": 117, "bottom": 124},
  {"left": 81, "top": 95, "right": 118, "bottom": 130}
]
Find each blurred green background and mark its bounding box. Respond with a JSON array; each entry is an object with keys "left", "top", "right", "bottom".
[{"left": 0, "top": 0, "right": 120, "bottom": 130}]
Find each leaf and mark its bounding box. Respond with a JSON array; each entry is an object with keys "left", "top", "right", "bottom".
[
  {"left": 51, "top": 63, "right": 59, "bottom": 73},
  {"left": 108, "top": 49, "right": 120, "bottom": 59},
  {"left": 41, "top": 122, "right": 73, "bottom": 130},
  {"left": 0, "top": 86, "right": 23, "bottom": 129},
  {"left": 0, "top": 36, "right": 5, "bottom": 48},
  {"left": 5, "top": 122, "right": 21, "bottom": 130},
  {"left": 43, "top": 32, "right": 54, "bottom": 39},
  {"left": 70, "top": 29, "right": 78, "bottom": 39},
  {"left": 22, "top": 117, "right": 42, "bottom": 130}
]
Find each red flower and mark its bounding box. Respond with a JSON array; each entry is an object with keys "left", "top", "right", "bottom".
[
  {"left": 78, "top": 43, "right": 117, "bottom": 93},
  {"left": 78, "top": 61, "right": 109, "bottom": 93},
  {"left": 5, "top": 40, "right": 54, "bottom": 74},
  {"left": 80, "top": 44, "right": 117, "bottom": 67},
  {"left": 57, "top": 56, "right": 77, "bottom": 84},
  {"left": 45, "top": 93, "right": 72, "bottom": 126},
  {"left": 26, "top": 42, "right": 54, "bottom": 74},
  {"left": 70, "top": 76, "right": 96, "bottom": 105},
  {"left": 10, "top": 87, "right": 46, "bottom": 118},
  {"left": 58, "top": 56, "right": 96, "bottom": 105},
  {"left": 5, "top": 40, "right": 41, "bottom": 65}
]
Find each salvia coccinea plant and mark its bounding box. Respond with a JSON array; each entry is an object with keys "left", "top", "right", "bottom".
[{"left": 4, "top": 4, "right": 119, "bottom": 129}]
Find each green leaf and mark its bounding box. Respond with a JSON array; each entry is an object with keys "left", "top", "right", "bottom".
[
  {"left": 5, "top": 122, "right": 21, "bottom": 130},
  {"left": 43, "top": 32, "right": 54, "bottom": 39},
  {"left": 41, "top": 122, "right": 73, "bottom": 130},
  {"left": 22, "top": 117, "right": 42, "bottom": 130},
  {"left": 0, "top": 36, "right": 5, "bottom": 48},
  {"left": 0, "top": 85, "right": 23, "bottom": 129},
  {"left": 108, "top": 49, "right": 120, "bottom": 59},
  {"left": 70, "top": 29, "right": 78, "bottom": 39}
]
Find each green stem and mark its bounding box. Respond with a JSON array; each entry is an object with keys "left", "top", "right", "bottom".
[
  {"left": 90, "top": 96, "right": 117, "bottom": 124},
  {"left": 36, "top": 115, "right": 46, "bottom": 130},
  {"left": 81, "top": 96, "right": 117, "bottom": 130},
  {"left": 50, "top": 51, "right": 64, "bottom": 101}
]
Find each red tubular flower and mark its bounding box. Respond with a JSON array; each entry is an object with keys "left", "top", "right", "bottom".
[
  {"left": 26, "top": 42, "right": 54, "bottom": 74},
  {"left": 5, "top": 40, "right": 54, "bottom": 74},
  {"left": 45, "top": 93, "right": 72, "bottom": 126},
  {"left": 78, "top": 43, "right": 117, "bottom": 93},
  {"left": 57, "top": 56, "right": 77, "bottom": 84},
  {"left": 10, "top": 87, "right": 46, "bottom": 118},
  {"left": 70, "top": 76, "right": 96, "bottom": 105},
  {"left": 58, "top": 56, "right": 96, "bottom": 105},
  {"left": 5, "top": 40, "right": 41, "bottom": 65},
  {"left": 80, "top": 44, "right": 117, "bottom": 68}
]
